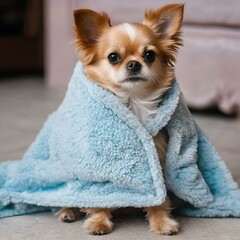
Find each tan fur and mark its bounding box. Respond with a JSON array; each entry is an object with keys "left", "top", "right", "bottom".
[
  {"left": 58, "top": 4, "right": 184, "bottom": 235},
  {"left": 57, "top": 208, "right": 77, "bottom": 222},
  {"left": 153, "top": 131, "right": 168, "bottom": 166},
  {"left": 146, "top": 197, "right": 179, "bottom": 235},
  {"left": 82, "top": 208, "right": 113, "bottom": 235}
]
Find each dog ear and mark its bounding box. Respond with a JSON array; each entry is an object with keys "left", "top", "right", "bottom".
[
  {"left": 73, "top": 9, "right": 111, "bottom": 44},
  {"left": 73, "top": 9, "right": 111, "bottom": 64},
  {"left": 144, "top": 4, "right": 184, "bottom": 65}
]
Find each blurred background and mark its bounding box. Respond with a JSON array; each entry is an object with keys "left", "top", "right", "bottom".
[
  {"left": 0, "top": 0, "right": 43, "bottom": 75},
  {"left": 0, "top": 0, "right": 239, "bottom": 183}
]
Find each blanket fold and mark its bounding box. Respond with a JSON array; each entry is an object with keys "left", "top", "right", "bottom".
[{"left": 0, "top": 62, "right": 240, "bottom": 218}]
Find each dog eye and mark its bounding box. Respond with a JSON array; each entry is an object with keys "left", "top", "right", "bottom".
[
  {"left": 108, "top": 52, "right": 121, "bottom": 64},
  {"left": 143, "top": 50, "right": 155, "bottom": 63}
]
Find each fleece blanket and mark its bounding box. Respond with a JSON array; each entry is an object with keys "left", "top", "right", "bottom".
[{"left": 0, "top": 62, "right": 240, "bottom": 219}]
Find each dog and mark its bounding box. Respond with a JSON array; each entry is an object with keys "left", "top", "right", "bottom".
[{"left": 57, "top": 3, "right": 184, "bottom": 235}]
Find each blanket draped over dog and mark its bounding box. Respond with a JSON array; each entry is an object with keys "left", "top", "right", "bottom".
[{"left": 1, "top": 62, "right": 240, "bottom": 219}]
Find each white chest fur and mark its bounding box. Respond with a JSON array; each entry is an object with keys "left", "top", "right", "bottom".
[
  {"left": 128, "top": 97, "right": 159, "bottom": 125},
  {"left": 116, "top": 88, "right": 167, "bottom": 126}
]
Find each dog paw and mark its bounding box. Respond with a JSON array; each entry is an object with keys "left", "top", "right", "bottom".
[
  {"left": 57, "top": 208, "right": 76, "bottom": 223},
  {"left": 149, "top": 217, "right": 179, "bottom": 235},
  {"left": 84, "top": 217, "right": 113, "bottom": 235}
]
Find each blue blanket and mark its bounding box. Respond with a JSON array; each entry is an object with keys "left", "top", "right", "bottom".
[{"left": 1, "top": 62, "right": 240, "bottom": 218}]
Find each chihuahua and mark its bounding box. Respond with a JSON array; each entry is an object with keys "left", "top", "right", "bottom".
[{"left": 58, "top": 3, "right": 184, "bottom": 235}]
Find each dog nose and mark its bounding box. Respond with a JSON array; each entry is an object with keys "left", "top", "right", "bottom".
[{"left": 127, "top": 61, "right": 142, "bottom": 73}]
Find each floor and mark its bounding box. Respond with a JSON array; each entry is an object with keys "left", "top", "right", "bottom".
[{"left": 0, "top": 78, "right": 240, "bottom": 240}]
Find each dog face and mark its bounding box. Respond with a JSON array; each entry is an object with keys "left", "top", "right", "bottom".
[{"left": 73, "top": 4, "right": 184, "bottom": 95}]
